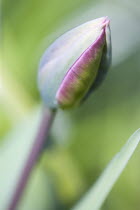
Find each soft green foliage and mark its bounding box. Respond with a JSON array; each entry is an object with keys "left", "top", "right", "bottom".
[
  {"left": 72, "top": 129, "right": 140, "bottom": 210},
  {"left": 1, "top": 109, "right": 139, "bottom": 210},
  {"left": 1, "top": 0, "right": 140, "bottom": 209}
]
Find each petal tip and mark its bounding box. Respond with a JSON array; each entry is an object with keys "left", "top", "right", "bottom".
[{"left": 102, "top": 16, "right": 110, "bottom": 27}]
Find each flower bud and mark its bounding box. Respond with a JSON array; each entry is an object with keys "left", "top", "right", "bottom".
[{"left": 38, "top": 17, "right": 111, "bottom": 109}]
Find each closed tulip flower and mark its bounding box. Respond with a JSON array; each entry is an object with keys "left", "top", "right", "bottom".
[{"left": 38, "top": 16, "right": 111, "bottom": 109}]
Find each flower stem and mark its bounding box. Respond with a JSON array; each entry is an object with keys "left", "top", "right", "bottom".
[{"left": 8, "top": 107, "right": 56, "bottom": 210}]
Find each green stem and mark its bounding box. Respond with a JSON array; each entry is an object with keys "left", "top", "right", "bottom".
[{"left": 8, "top": 107, "right": 56, "bottom": 210}]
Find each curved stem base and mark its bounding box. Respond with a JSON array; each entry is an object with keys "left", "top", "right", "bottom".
[{"left": 8, "top": 107, "right": 56, "bottom": 210}]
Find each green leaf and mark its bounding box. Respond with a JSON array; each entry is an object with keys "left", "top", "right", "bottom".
[{"left": 72, "top": 129, "right": 140, "bottom": 210}]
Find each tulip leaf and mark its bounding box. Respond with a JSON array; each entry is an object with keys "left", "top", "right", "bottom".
[{"left": 72, "top": 129, "right": 140, "bottom": 210}]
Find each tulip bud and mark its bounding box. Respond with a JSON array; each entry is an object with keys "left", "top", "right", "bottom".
[{"left": 38, "top": 16, "right": 111, "bottom": 109}]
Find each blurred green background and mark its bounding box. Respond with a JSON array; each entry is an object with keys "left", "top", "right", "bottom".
[{"left": 1, "top": 0, "right": 140, "bottom": 209}]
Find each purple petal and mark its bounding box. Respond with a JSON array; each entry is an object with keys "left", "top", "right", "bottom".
[{"left": 56, "top": 22, "right": 108, "bottom": 108}]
